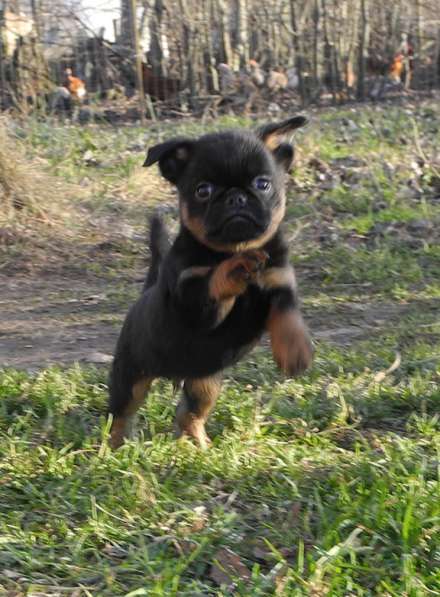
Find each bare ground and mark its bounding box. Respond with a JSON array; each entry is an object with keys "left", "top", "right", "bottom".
[
  {"left": 0, "top": 269, "right": 413, "bottom": 371},
  {"left": 0, "top": 273, "right": 125, "bottom": 370}
]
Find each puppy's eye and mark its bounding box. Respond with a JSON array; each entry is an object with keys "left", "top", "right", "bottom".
[
  {"left": 253, "top": 177, "right": 272, "bottom": 192},
  {"left": 195, "top": 182, "right": 214, "bottom": 201}
]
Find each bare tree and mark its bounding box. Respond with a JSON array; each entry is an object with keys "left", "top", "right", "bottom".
[
  {"left": 1, "top": 0, "right": 440, "bottom": 112},
  {"left": 357, "top": 0, "right": 367, "bottom": 100}
]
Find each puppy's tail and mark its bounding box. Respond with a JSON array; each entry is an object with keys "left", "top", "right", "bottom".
[{"left": 143, "top": 214, "right": 170, "bottom": 291}]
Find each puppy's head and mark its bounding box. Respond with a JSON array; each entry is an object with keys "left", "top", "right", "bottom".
[{"left": 144, "top": 116, "right": 307, "bottom": 252}]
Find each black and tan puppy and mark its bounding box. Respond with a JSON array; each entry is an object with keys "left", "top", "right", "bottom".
[{"left": 109, "top": 116, "right": 313, "bottom": 449}]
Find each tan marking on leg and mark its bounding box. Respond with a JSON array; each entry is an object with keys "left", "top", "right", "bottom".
[
  {"left": 110, "top": 377, "right": 153, "bottom": 449},
  {"left": 178, "top": 266, "right": 212, "bottom": 284},
  {"left": 179, "top": 265, "right": 236, "bottom": 326},
  {"left": 209, "top": 251, "right": 269, "bottom": 301},
  {"left": 175, "top": 412, "right": 211, "bottom": 450},
  {"left": 209, "top": 261, "right": 247, "bottom": 300},
  {"left": 108, "top": 417, "right": 128, "bottom": 451},
  {"left": 261, "top": 266, "right": 296, "bottom": 290},
  {"left": 215, "top": 297, "right": 236, "bottom": 325},
  {"left": 267, "top": 308, "right": 313, "bottom": 377},
  {"left": 175, "top": 376, "right": 222, "bottom": 449}
]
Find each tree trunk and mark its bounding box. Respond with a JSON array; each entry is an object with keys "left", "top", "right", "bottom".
[
  {"left": 435, "top": 27, "right": 440, "bottom": 89},
  {"left": 312, "top": 0, "right": 320, "bottom": 89},
  {"left": 179, "top": 0, "right": 197, "bottom": 98},
  {"left": 203, "top": 0, "right": 218, "bottom": 92},
  {"left": 321, "top": 0, "right": 338, "bottom": 103},
  {"left": 0, "top": 8, "right": 6, "bottom": 107},
  {"left": 149, "top": 0, "right": 165, "bottom": 77},
  {"left": 29, "top": 0, "right": 50, "bottom": 104},
  {"left": 30, "top": 0, "right": 41, "bottom": 38},
  {"left": 289, "top": 0, "right": 307, "bottom": 105},
  {"left": 130, "top": 0, "right": 146, "bottom": 122},
  {"left": 119, "top": 0, "right": 134, "bottom": 56},
  {"left": 412, "top": 0, "right": 421, "bottom": 88},
  {"left": 357, "top": 0, "right": 367, "bottom": 101},
  {"left": 230, "top": 0, "right": 248, "bottom": 70},
  {"left": 218, "top": 0, "right": 232, "bottom": 65}
]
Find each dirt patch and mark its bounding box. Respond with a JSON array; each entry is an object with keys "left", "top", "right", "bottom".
[
  {"left": 0, "top": 273, "right": 133, "bottom": 370},
  {"left": 0, "top": 271, "right": 415, "bottom": 372}
]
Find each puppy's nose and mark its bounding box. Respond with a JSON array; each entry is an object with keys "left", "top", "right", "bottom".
[{"left": 227, "top": 193, "right": 247, "bottom": 208}]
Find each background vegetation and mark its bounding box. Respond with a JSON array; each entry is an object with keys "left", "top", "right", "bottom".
[{"left": 0, "top": 99, "right": 439, "bottom": 594}]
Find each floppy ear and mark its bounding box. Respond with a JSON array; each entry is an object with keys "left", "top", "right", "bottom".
[
  {"left": 143, "top": 137, "right": 194, "bottom": 184},
  {"left": 257, "top": 115, "right": 308, "bottom": 171}
]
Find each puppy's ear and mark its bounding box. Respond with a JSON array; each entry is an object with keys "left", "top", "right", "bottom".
[
  {"left": 144, "top": 137, "right": 194, "bottom": 184},
  {"left": 258, "top": 115, "right": 307, "bottom": 170}
]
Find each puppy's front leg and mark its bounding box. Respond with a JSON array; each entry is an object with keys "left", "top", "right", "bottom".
[
  {"left": 262, "top": 266, "right": 313, "bottom": 376},
  {"left": 178, "top": 250, "right": 268, "bottom": 328}
]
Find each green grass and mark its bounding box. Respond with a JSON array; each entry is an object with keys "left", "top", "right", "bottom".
[
  {"left": 1, "top": 101, "right": 440, "bottom": 594},
  {"left": 0, "top": 339, "right": 439, "bottom": 595}
]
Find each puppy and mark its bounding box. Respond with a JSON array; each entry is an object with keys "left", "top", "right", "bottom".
[{"left": 109, "top": 116, "right": 313, "bottom": 449}]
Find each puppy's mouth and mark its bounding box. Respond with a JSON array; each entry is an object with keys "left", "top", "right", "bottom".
[{"left": 207, "top": 213, "right": 266, "bottom": 243}]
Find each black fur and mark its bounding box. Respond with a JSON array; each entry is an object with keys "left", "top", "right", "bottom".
[
  {"left": 143, "top": 215, "right": 170, "bottom": 291},
  {"left": 108, "top": 116, "right": 311, "bottom": 441}
]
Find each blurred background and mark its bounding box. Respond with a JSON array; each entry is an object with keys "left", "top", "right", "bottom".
[{"left": 1, "top": 0, "right": 440, "bottom": 122}]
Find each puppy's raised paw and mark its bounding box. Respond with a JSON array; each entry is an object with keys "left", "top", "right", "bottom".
[
  {"left": 268, "top": 308, "right": 313, "bottom": 376},
  {"left": 210, "top": 250, "right": 268, "bottom": 300},
  {"left": 228, "top": 250, "right": 269, "bottom": 281}
]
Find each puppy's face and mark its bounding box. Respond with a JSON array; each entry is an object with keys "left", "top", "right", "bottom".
[{"left": 144, "top": 116, "right": 307, "bottom": 251}]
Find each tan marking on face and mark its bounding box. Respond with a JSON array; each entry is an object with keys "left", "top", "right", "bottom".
[
  {"left": 180, "top": 194, "right": 285, "bottom": 253},
  {"left": 180, "top": 203, "right": 208, "bottom": 245}
]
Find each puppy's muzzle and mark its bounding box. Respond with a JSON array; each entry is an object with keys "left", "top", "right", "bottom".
[
  {"left": 207, "top": 189, "right": 268, "bottom": 243},
  {"left": 219, "top": 189, "right": 260, "bottom": 229},
  {"left": 226, "top": 191, "right": 247, "bottom": 209}
]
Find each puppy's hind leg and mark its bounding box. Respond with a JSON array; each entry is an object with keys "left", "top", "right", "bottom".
[
  {"left": 108, "top": 364, "right": 153, "bottom": 449},
  {"left": 175, "top": 375, "right": 222, "bottom": 449}
]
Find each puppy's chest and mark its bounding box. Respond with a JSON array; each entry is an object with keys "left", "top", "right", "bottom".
[{"left": 219, "top": 283, "right": 270, "bottom": 332}]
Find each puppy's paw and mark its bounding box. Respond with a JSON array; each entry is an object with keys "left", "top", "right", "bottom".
[
  {"left": 275, "top": 330, "right": 313, "bottom": 376},
  {"left": 228, "top": 250, "right": 269, "bottom": 281},
  {"left": 269, "top": 309, "right": 313, "bottom": 376},
  {"left": 175, "top": 417, "right": 212, "bottom": 450},
  {"left": 211, "top": 250, "right": 268, "bottom": 300}
]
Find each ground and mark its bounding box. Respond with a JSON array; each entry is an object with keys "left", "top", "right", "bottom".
[{"left": 0, "top": 101, "right": 439, "bottom": 595}]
